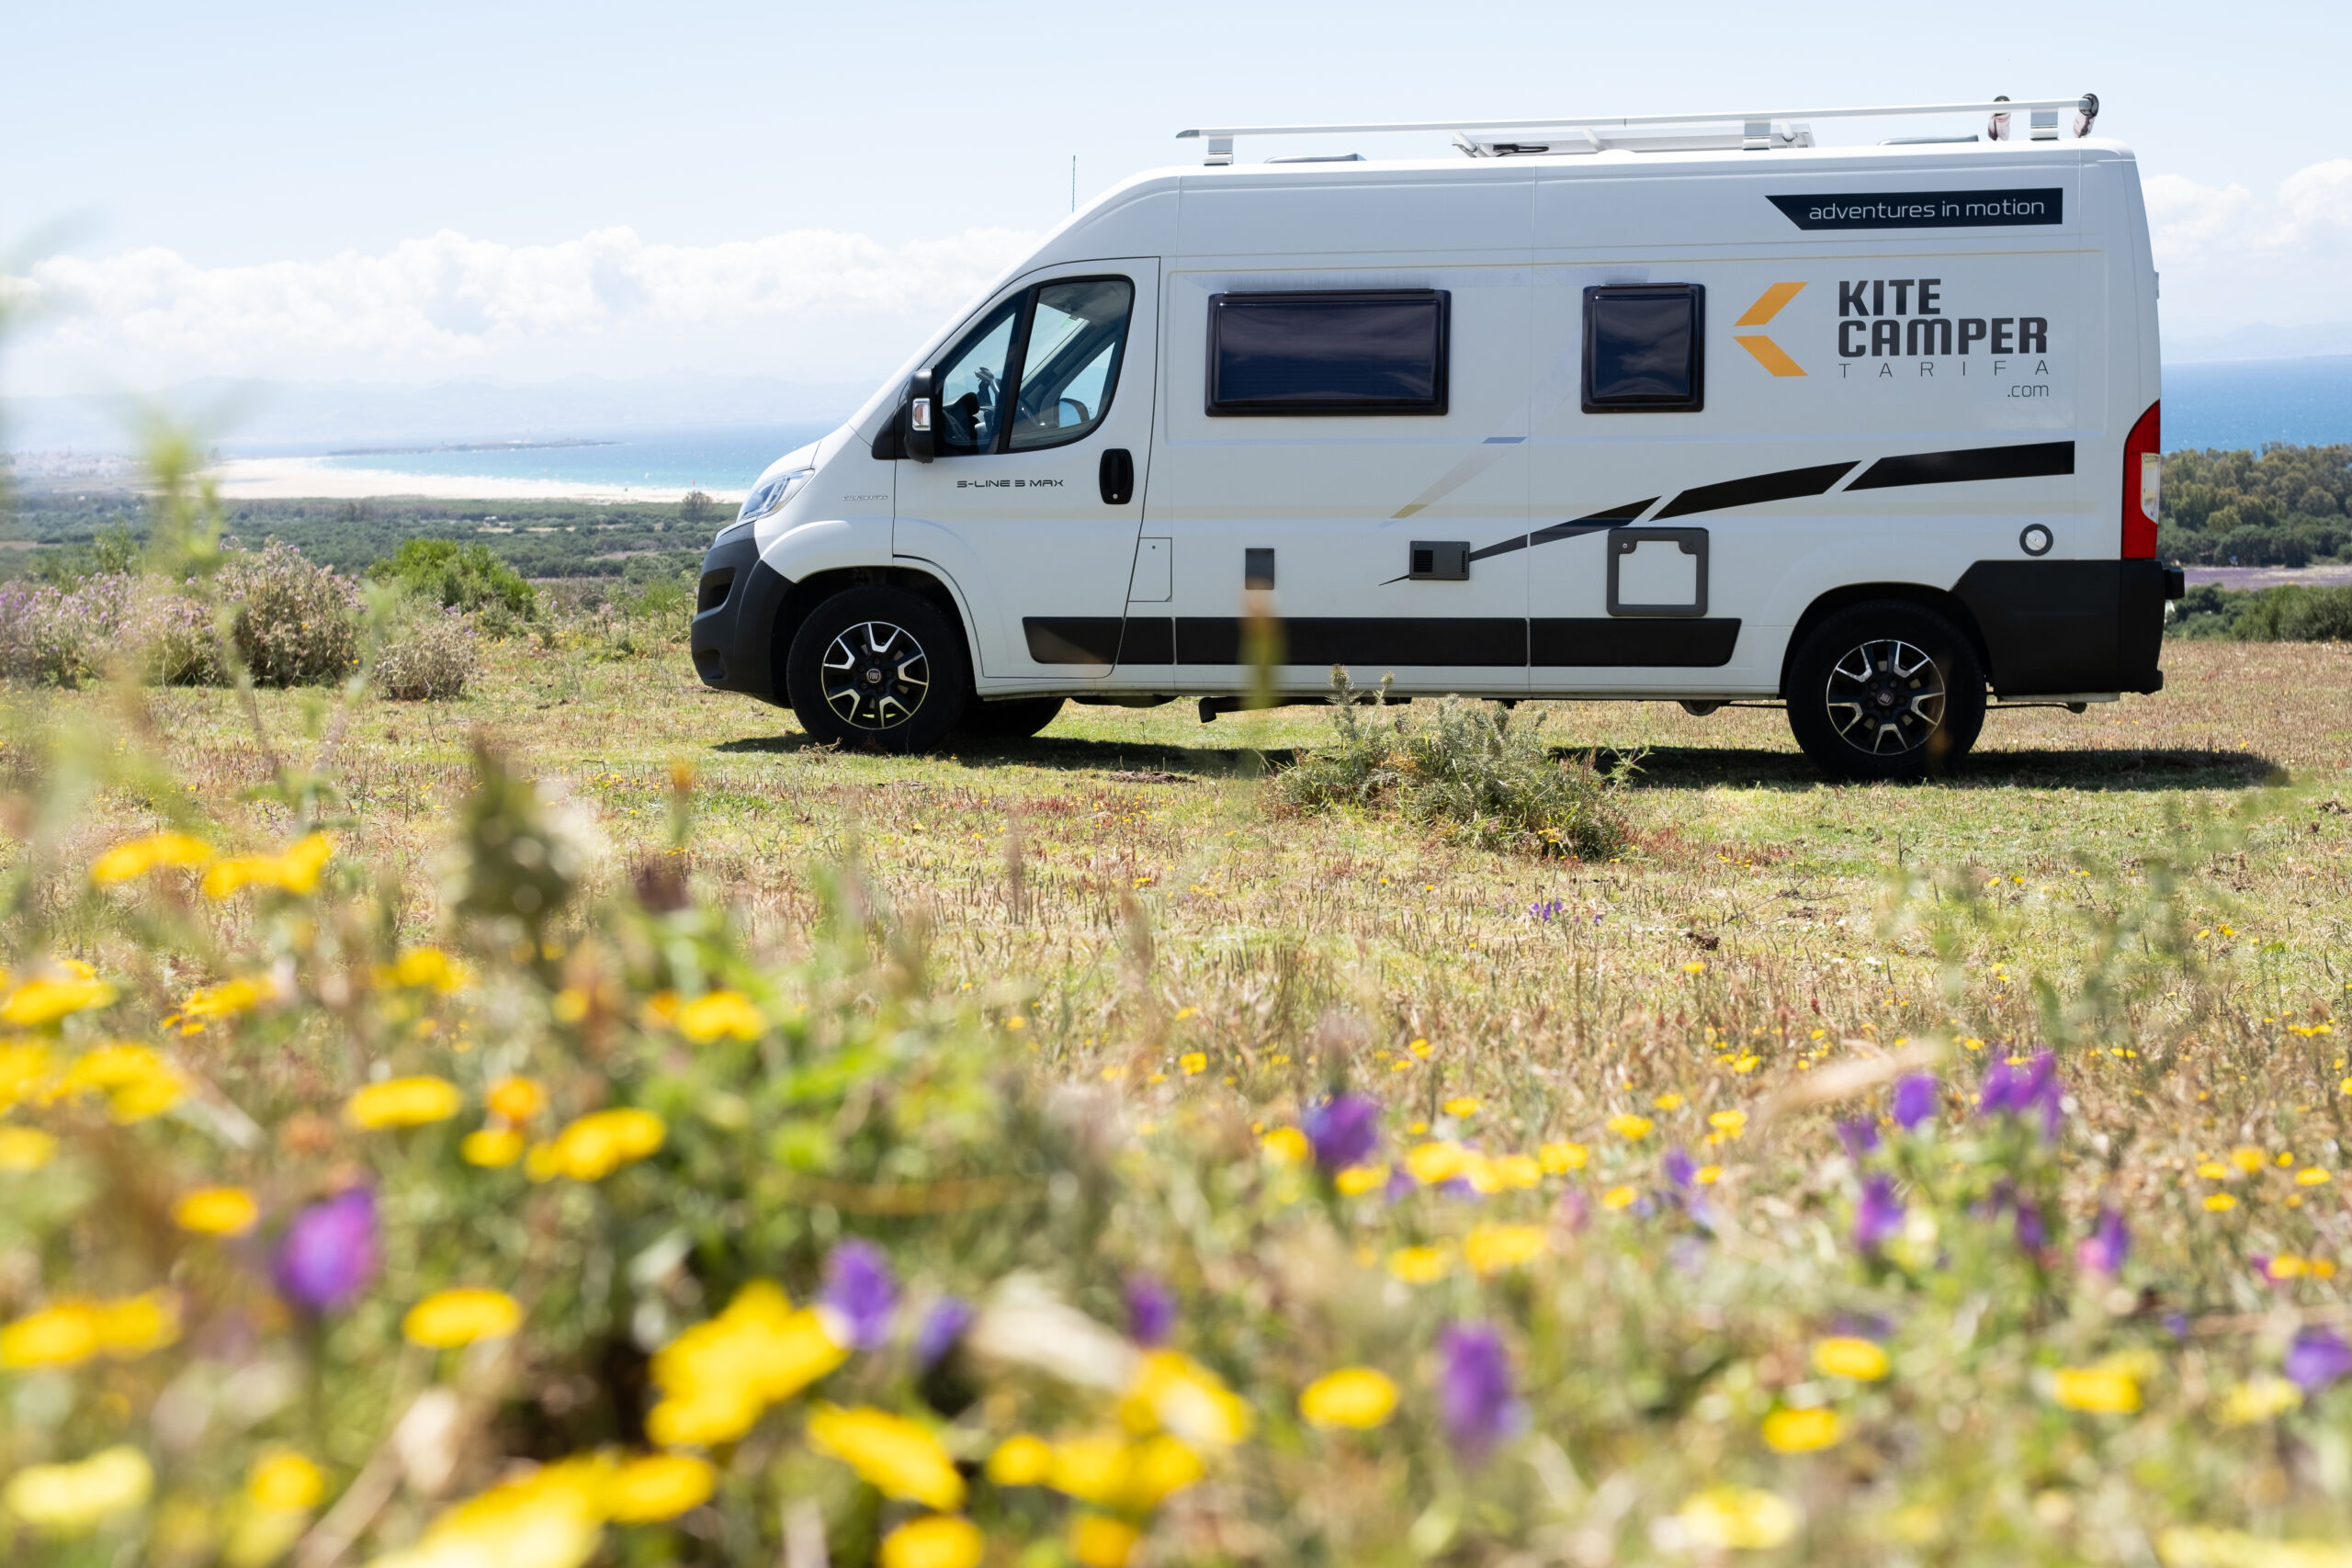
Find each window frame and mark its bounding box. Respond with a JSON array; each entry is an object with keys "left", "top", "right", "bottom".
[
  {"left": 931, "top": 274, "right": 1136, "bottom": 457},
  {"left": 1580, "top": 284, "right": 1706, "bottom": 414},
  {"left": 1204, "top": 288, "right": 1452, "bottom": 417}
]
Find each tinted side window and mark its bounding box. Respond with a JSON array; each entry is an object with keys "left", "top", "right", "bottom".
[
  {"left": 1007, "top": 278, "right": 1135, "bottom": 451},
  {"left": 1583, "top": 285, "right": 1705, "bottom": 412},
  {"left": 1206, "top": 290, "right": 1450, "bottom": 415}
]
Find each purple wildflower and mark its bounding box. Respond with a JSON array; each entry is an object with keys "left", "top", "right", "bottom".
[
  {"left": 2012, "top": 1201, "right": 2048, "bottom": 1253},
  {"left": 1435, "top": 1322, "right": 1524, "bottom": 1458},
  {"left": 274, "top": 1188, "right": 379, "bottom": 1313},
  {"left": 1555, "top": 1186, "right": 1590, "bottom": 1233},
  {"left": 1853, "top": 1174, "right": 1904, "bottom": 1252},
  {"left": 1891, "top": 1073, "right": 1940, "bottom": 1130},
  {"left": 1662, "top": 1148, "right": 1696, "bottom": 1190},
  {"left": 913, "top": 1297, "right": 975, "bottom": 1369},
  {"left": 820, "top": 1239, "right": 898, "bottom": 1350},
  {"left": 1979, "top": 1051, "right": 2064, "bottom": 1140},
  {"left": 2075, "top": 1207, "right": 2130, "bottom": 1275},
  {"left": 2286, "top": 1328, "right": 2352, "bottom": 1392},
  {"left": 1125, "top": 1273, "right": 1176, "bottom": 1347},
  {"left": 1837, "top": 1117, "right": 1882, "bottom": 1159},
  {"left": 1302, "top": 1093, "right": 1381, "bottom": 1172}
]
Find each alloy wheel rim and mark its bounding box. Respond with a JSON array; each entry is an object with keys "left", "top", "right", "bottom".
[
  {"left": 1824, "top": 637, "right": 1945, "bottom": 756},
  {"left": 821, "top": 620, "right": 930, "bottom": 730}
]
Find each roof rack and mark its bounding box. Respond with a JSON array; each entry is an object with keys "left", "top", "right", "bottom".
[{"left": 1177, "top": 96, "right": 2098, "bottom": 164}]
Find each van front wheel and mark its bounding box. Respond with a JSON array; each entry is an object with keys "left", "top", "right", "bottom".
[
  {"left": 1785, "top": 602, "right": 1985, "bottom": 781},
  {"left": 785, "top": 586, "right": 968, "bottom": 752}
]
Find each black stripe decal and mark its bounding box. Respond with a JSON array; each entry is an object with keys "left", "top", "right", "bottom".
[
  {"left": 1465, "top": 535, "right": 1528, "bottom": 562},
  {"left": 1175, "top": 617, "right": 1527, "bottom": 667},
  {"left": 1119, "top": 616, "right": 1174, "bottom": 664},
  {"left": 1656, "top": 462, "right": 1858, "bottom": 519},
  {"left": 1845, "top": 441, "right": 2076, "bottom": 491},
  {"left": 1531, "top": 498, "right": 1657, "bottom": 547},
  {"left": 1023, "top": 617, "right": 1124, "bottom": 664},
  {"left": 1532, "top": 618, "right": 1741, "bottom": 668}
]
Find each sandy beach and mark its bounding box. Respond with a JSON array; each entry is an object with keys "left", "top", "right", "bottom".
[{"left": 204, "top": 456, "right": 748, "bottom": 505}]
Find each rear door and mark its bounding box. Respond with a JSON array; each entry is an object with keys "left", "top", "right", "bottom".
[{"left": 892, "top": 261, "right": 1160, "bottom": 680}]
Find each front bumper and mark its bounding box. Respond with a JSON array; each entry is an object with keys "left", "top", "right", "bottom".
[{"left": 689, "top": 524, "right": 791, "bottom": 700}]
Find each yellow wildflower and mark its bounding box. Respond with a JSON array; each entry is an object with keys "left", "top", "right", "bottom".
[
  {"left": 2298, "top": 1168, "right": 2332, "bottom": 1186},
  {"left": 1443, "top": 1096, "right": 1481, "bottom": 1116},
  {"left": 2218, "top": 1376, "right": 2303, "bottom": 1427},
  {"left": 1070, "top": 1514, "right": 1141, "bottom": 1568},
  {"left": 1, "top": 1302, "right": 102, "bottom": 1368},
  {"left": 1464, "top": 1224, "right": 1548, "bottom": 1276},
  {"left": 346, "top": 1076, "right": 462, "bottom": 1130},
  {"left": 175, "top": 976, "right": 275, "bottom": 1031},
  {"left": 377, "top": 947, "right": 469, "bottom": 993},
  {"left": 48, "top": 1043, "right": 182, "bottom": 1122},
  {"left": 485, "top": 1077, "right": 546, "bottom": 1122},
  {"left": 2, "top": 1445, "right": 153, "bottom": 1534},
  {"left": 0, "top": 1041, "right": 51, "bottom": 1108},
  {"left": 1386, "top": 1245, "right": 1453, "bottom": 1283},
  {"left": 1405, "top": 1141, "right": 1465, "bottom": 1184},
  {"left": 90, "top": 831, "right": 215, "bottom": 885},
  {"left": 2052, "top": 1365, "right": 2142, "bottom": 1414},
  {"left": 1600, "top": 1185, "right": 1638, "bottom": 1209},
  {"left": 1654, "top": 1092, "right": 1684, "bottom": 1110},
  {"left": 462, "top": 1126, "right": 526, "bottom": 1168},
  {"left": 2204, "top": 1194, "right": 2238, "bottom": 1213},
  {"left": 1538, "top": 1141, "right": 1588, "bottom": 1173},
  {"left": 646, "top": 1283, "right": 846, "bottom": 1447},
  {"left": 1811, "top": 1337, "right": 1891, "bottom": 1382},
  {"left": 529, "top": 1107, "right": 666, "bottom": 1181},
  {"left": 201, "top": 833, "right": 333, "bottom": 898},
  {"left": 1261, "top": 1126, "right": 1309, "bottom": 1165},
  {"left": 1679, "top": 1485, "right": 1801, "bottom": 1551},
  {"left": 2196, "top": 1161, "right": 2229, "bottom": 1179},
  {"left": 2230, "top": 1145, "right": 2267, "bottom": 1173},
  {"left": 1044, "top": 1432, "right": 1201, "bottom": 1512},
  {"left": 1761, "top": 1406, "right": 1843, "bottom": 1452},
  {"left": 1299, "top": 1367, "right": 1398, "bottom": 1429},
  {"left": 606, "top": 1452, "right": 716, "bottom": 1522},
  {"left": 1709, "top": 1110, "right": 1747, "bottom": 1135},
  {"left": 96, "top": 1292, "right": 179, "bottom": 1357},
  {"left": 1334, "top": 1164, "right": 1387, "bottom": 1195},
  {"left": 1123, "top": 1349, "right": 1251, "bottom": 1448},
  {"left": 1607, "top": 1113, "right": 1654, "bottom": 1140},
  {"left": 807, "top": 1404, "right": 966, "bottom": 1510},
  {"left": 986, "top": 1435, "right": 1055, "bottom": 1486},
  {"left": 678, "top": 990, "right": 764, "bottom": 1043},
  {"left": 1178, "top": 1052, "right": 1207, "bottom": 1076},
  {"left": 1, "top": 976, "right": 118, "bottom": 1028},
  {"left": 172, "top": 1186, "right": 259, "bottom": 1235},
  {"left": 370, "top": 1455, "right": 607, "bottom": 1568},
  {"left": 0, "top": 1125, "right": 57, "bottom": 1170},
  {"left": 880, "top": 1516, "right": 985, "bottom": 1568},
  {"left": 403, "top": 1288, "right": 525, "bottom": 1348},
  {"left": 247, "top": 1451, "right": 326, "bottom": 1512}
]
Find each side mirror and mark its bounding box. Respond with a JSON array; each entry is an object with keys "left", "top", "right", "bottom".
[{"left": 904, "top": 368, "right": 935, "bottom": 464}]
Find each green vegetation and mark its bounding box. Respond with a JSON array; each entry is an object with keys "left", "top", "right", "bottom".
[
  {"left": 367, "top": 537, "right": 538, "bottom": 624},
  {"left": 2170, "top": 581, "right": 2352, "bottom": 641},
  {"left": 2160, "top": 443, "right": 2352, "bottom": 567}
]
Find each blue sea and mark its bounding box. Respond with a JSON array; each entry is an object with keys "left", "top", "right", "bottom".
[
  {"left": 312, "top": 422, "right": 839, "bottom": 493},
  {"left": 272, "top": 356, "right": 2352, "bottom": 494}
]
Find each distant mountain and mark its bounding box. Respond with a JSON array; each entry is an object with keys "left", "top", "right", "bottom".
[{"left": 1, "top": 374, "right": 880, "bottom": 456}]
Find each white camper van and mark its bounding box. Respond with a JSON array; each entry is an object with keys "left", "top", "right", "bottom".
[{"left": 691, "top": 95, "right": 2181, "bottom": 779}]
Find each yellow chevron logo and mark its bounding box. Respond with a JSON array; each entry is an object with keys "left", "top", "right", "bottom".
[{"left": 1733, "top": 281, "right": 1807, "bottom": 378}]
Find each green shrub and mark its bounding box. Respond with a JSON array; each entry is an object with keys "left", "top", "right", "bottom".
[
  {"left": 2170, "top": 582, "right": 2352, "bottom": 641},
  {"left": 220, "top": 540, "right": 361, "bottom": 686},
  {"left": 1273, "top": 670, "right": 1634, "bottom": 858},
  {"left": 367, "top": 537, "right": 537, "bottom": 629}
]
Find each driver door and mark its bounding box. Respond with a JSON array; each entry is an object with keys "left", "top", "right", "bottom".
[{"left": 893, "top": 261, "right": 1159, "bottom": 680}]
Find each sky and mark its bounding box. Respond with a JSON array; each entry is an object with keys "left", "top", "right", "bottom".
[{"left": 6, "top": 0, "right": 2351, "bottom": 414}]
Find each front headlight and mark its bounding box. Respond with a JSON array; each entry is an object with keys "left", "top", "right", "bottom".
[{"left": 738, "top": 466, "right": 815, "bottom": 526}]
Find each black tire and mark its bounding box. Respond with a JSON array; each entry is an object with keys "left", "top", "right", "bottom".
[
  {"left": 956, "top": 695, "right": 1065, "bottom": 742},
  {"left": 784, "top": 586, "right": 969, "bottom": 753},
  {"left": 1785, "top": 601, "right": 1985, "bottom": 782}
]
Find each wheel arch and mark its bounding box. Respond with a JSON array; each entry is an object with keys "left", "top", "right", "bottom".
[
  {"left": 770, "top": 565, "right": 977, "bottom": 699},
  {"left": 1778, "top": 582, "right": 1992, "bottom": 698}
]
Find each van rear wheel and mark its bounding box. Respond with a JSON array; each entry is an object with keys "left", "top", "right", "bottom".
[
  {"left": 1785, "top": 601, "right": 1984, "bottom": 781},
  {"left": 785, "top": 586, "right": 968, "bottom": 753}
]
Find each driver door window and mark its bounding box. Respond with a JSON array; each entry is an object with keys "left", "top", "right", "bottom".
[{"left": 931, "top": 276, "right": 1134, "bottom": 457}]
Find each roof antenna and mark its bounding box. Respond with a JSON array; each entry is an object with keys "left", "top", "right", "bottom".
[{"left": 1987, "top": 95, "right": 2011, "bottom": 141}]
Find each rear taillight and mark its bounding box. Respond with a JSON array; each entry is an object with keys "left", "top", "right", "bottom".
[{"left": 2122, "top": 400, "right": 2161, "bottom": 558}]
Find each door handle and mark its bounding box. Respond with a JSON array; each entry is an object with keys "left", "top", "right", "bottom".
[{"left": 1099, "top": 447, "right": 1135, "bottom": 506}]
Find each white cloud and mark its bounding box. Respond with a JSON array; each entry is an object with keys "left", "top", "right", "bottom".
[
  {"left": 2144, "top": 158, "right": 2352, "bottom": 333},
  {"left": 6, "top": 225, "right": 1042, "bottom": 393}
]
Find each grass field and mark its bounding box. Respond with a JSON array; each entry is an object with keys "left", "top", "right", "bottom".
[{"left": 7, "top": 623, "right": 2352, "bottom": 1566}]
